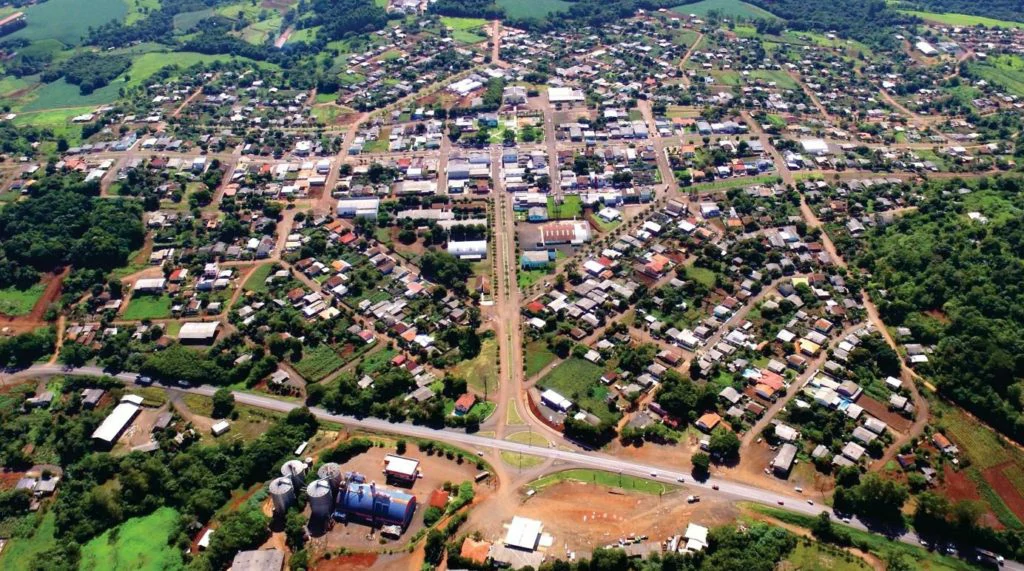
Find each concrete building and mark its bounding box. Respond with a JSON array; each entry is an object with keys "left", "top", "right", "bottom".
[
  {"left": 383, "top": 455, "right": 420, "bottom": 485},
  {"left": 336, "top": 198, "right": 380, "bottom": 218},
  {"left": 177, "top": 321, "right": 220, "bottom": 344}
]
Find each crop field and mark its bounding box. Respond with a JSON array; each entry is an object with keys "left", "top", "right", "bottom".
[
  {"left": 122, "top": 294, "right": 173, "bottom": 320},
  {"left": 173, "top": 8, "right": 215, "bottom": 32},
  {"left": 293, "top": 343, "right": 345, "bottom": 381},
  {"left": 80, "top": 507, "right": 183, "bottom": 571},
  {"left": 971, "top": 55, "right": 1024, "bottom": 97},
  {"left": 5, "top": 0, "right": 126, "bottom": 45},
  {"left": 0, "top": 283, "right": 45, "bottom": 316},
  {"left": 671, "top": 0, "right": 780, "bottom": 21},
  {"left": 497, "top": 0, "right": 571, "bottom": 19},
  {"left": 899, "top": 10, "right": 1024, "bottom": 30},
  {"left": 539, "top": 358, "right": 619, "bottom": 423},
  {"left": 19, "top": 79, "right": 121, "bottom": 112}
]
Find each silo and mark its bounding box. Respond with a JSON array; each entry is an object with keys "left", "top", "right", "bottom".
[
  {"left": 317, "top": 462, "right": 343, "bottom": 493},
  {"left": 281, "top": 459, "right": 307, "bottom": 489},
  {"left": 268, "top": 476, "right": 296, "bottom": 515},
  {"left": 307, "top": 478, "right": 334, "bottom": 521}
]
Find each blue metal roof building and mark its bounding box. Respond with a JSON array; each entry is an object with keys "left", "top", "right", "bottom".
[{"left": 337, "top": 482, "right": 417, "bottom": 528}]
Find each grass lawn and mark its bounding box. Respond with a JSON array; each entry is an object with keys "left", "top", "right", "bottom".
[
  {"left": 497, "top": 0, "right": 570, "bottom": 18},
  {"left": 684, "top": 264, "right": 717, "bottom": 288},
  {"left": 183, "top": 393, "right": 214, "bottom": 416},
  {"left": 0, "top": 283, "right": 45, "bottom": 316},
  {"left": 293, "top": 344, "right": 345, "bottom": 381},
  {"left": 547, "top": 195, "right": 583, "bottom": 220},
  {"left": 0, "top": 511, "right": 57, "bottom": 571},
  {"left": 80, "top": 507, "right": 183, "bottom": 571},
  {"left": 518, "top": 267, "right": 553, "bottom": 289},
  {"left": 670, "top": 0, "right": 780, "bottom": 20},
  {"left": 507, "top": 430, "right": 549, "bottom": 447},
  {"left": 747, "top": 504, "right": 975, "bottom": 570},
  {"left": 686, "top": 173, "right": 781, "bottom": 192},
  {"left": 12, "top": 107, "right": 88, "bottom": 144},
  {"left": 440, "top": 17, "right": 488, "bottom": 44},
  {"left": 450, "top": 338, "right": 498, "bottom": 394},
  {"left": 506, "top": 401, "right": 525, "bottom": 426},
  {"left": 524, "top": 341, "right": 557, "bottom": 378},
  {"left": 122, "top": 294, "right": 173, "bottom": 320},
  {"left": 898, "top": 10, "right": 1024, "bottom": 30},
  {"left": 785, "top": 542, "right": 870, "bottom": 570},
  {"left": 501, "top": 449, "right": 545, "bottom": 469},
  {"left": 538, "top": 358, "right": 618, "bottom": 424},
  {"left": 528, "top": 469, "right": 678, "bottom": 495},
  {"left": 5, "top": 0, "right": 126, "bottom": 44},
  {"left": 243, "top": 263, "right": 275, "bottom": 293}
]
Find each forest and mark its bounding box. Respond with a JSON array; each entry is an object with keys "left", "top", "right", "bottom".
[
  {"left": 849, "top": 176, "right": 1024, "bottom": 442},
  {"left": 746, "top": 0, "right": 913, "bottom": 48},
  {"left": 897, "top": 0, "right": 1024, "bottom": 23},
  {"left": 0, "top": 174, "right": 144, "bottom": 289},
  {"left": 40, "top": 53, "right": 132, "bottom": 95}
]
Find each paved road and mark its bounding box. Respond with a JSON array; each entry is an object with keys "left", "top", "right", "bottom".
[{"left": 7, "top": 364, "right": 1020, "bottom": 569}]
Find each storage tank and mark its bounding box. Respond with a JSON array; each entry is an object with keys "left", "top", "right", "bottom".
[
  {"left": 318, "top": 462, "right": 343, "bottom": 493},
  {"left": 307, "top": 478, "right": 334, "bottom": 520},
  {"left": 281, "top": 459, "right": 307, "bottom": 489},
  {"left": 268, "top": 476, "right": 296, "bottom": 515}
]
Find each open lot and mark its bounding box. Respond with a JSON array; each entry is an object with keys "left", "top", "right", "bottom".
[
  {"left": 538, "top": 358, "right": 619, "bottom": 424},
  {"left": 122, "top": 294, "right": 173, "bottom": 320},
  {"left": 524, "top": 341, "right": 557, "bottom": 378},
  {"left": 0, "top": 283, "right": 46, "bottom": 317},
  {"left": 450, "top": 337, "right": 498, "bottom": 394},
  {"left": 293, "top": 344, "right": 345, "bottom": 381},
  {"left": 80, "top": 507, "right": 184, "bottom": 571}
]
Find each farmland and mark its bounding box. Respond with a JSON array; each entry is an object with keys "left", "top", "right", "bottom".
[
  {"left": 898, "top": 10, "right": 1024, "bottom": 30},
  {"left": 497, "top": 0, "right": 571, "bottom": 19},
  {"left": 80, "top": 507, "right": 184, "bottom": 571},
  {"left": 0, "top": 283, "right": 45, "bottom": 316},
  {"left": 970, "top": 55, "right": 1024, "bottom": 97},
  {"left": 671, "top": 0, "right": 780, "bottom": 20},
  {"left": 293, "top": 343, "right": 345, "bottom": 381},
  {"left": 538, "top": 358, "right": 619, "bottom": 424},
  {"left": 4, "top": 0, "right": 126, "bottom": 45},
  {"left": 122, "top": 294, "right": 173, "bottom": 320}
]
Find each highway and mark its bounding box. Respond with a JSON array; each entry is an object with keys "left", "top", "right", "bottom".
[{"left": 7, "top": 363, "right": 1019, "bottom": 569}]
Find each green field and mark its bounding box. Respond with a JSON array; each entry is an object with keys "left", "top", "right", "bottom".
[
  {"left": 5, "top": 0, "right": 126, "bottom": 45},
  {"left": 971, "top": 55, "right": 1024, "bottom": 97},
  {"left": 11, "top": 107, "right": 89, "bottom": 143},
  {"left": 497, "top": 0, "right": 571, "bottom": 19},
  {"left": 528, "top": 469, "right": 678, "bottom": 495},
  {"left": 80, "top": 507, "right": 184, "bottom": 571},
  {"left": 125, "top": 0, "right": 161, "bottom": 25},
  {"left": 0, "top": 511, "right": 57, "bottom": 571},
  {"left": 293, "top": 344, "right": 345, "bottom": 381},
  {"left": 547, "top": 195, "right": 583, "bottom": 220},
  {"left": 684, "top": 264, "right": 717, "bottom": 288},
  {"left": 19, "top": 79, "right": 122, "bottom": 112},
  {"left": 122, "top": 294, "right": 173, "bottom": 320},
  {"left": 899, "top": 10, "right": 1024, "bottom": 30},
  {"left": 359, "top": 347, "right": 397, "bottom": 375},
  {"left": 524, "top": 340, "right": 557, "bottom": 378},
  {"left": 671, "top": 0, "right": 780, "bottom": 20},
  {"left": 440, "top": 17, "right": 487, "bottom": 44},
  {"left": 243, "top": 263, "right": 276, "bottom": 292},
  {"left": 538, "top": 358, "right": 618, "bottom": 423},
  {"left": 0, "top": 283, "right": 45, "bottom": 316},
  {"left": 518, "top": 267, "right": 552, "bottom": 289},
  {"left": 450, "top": 338, "right": 498, "bottom": 394}
]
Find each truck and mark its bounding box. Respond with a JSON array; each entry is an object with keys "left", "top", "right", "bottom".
[{"left": 687, "top": 495, "right": 700, "bottom": 503}]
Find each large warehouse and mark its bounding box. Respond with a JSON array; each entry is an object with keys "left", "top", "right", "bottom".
[
  {"left": 337, "top": 482, "right": 417, "bottom": 528},
  {"left": 92, "top": 395, "right": 144, "bottom": 446}
]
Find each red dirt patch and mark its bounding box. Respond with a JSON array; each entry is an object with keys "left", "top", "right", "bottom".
[
  {"left": 0, "top": 471, "right": 26, "bottom": 490},
  {"left": 314, "top": 552, "right": 379, "bottom": 570},
  {"left": 983, "top": 462, "right": 1024, "bottom": 523},
  {"left": 940, "top": 464, "right": 1004, "bottom": 530},
  {"left": 0, "top": 269, "right": 67, "bottom": 334},
  {"left": 857, "top": 395, "right": 912, "bottom": 433}
]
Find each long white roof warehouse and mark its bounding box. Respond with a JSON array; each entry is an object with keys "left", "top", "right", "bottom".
[{"left": 92, "top": 397, "right": 142, "bottom": 444}]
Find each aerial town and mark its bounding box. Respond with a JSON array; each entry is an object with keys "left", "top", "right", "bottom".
[{"left": 0, "top": 0, "right": 1023, "bottom": 569}]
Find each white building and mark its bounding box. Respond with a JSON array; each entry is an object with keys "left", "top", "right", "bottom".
[{"left": 447, "top": 240, "right": 488, "bottom": 260}]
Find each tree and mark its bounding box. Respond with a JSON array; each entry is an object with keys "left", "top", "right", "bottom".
[
  {"left": 424, "top": 529, "right": 446, "bottom": 565},
  {"left": 59, "top": 342, "right": 92, "bottom": 367},
  {"left": 691, "top": 452, "right": 711, "bottom": 476},
  {"left": 285, "top": 508, "right": 306, "bottom": 551},
  {"left": 709, "top": 427, "right": 741, "bottom": 462},
  {"left": 212, "top": 388, "right": 235, "bottom": 419}
]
